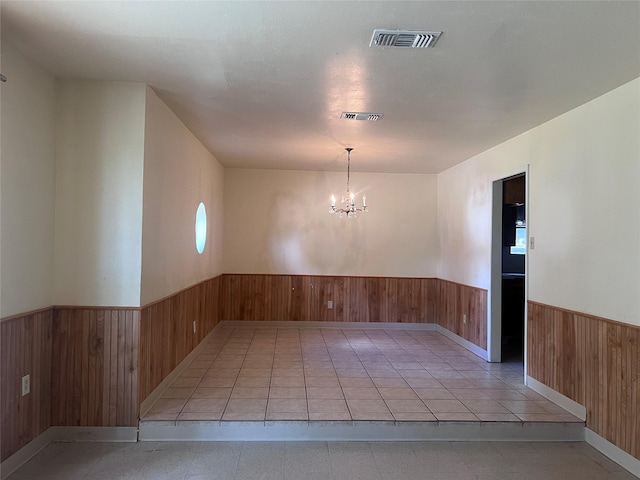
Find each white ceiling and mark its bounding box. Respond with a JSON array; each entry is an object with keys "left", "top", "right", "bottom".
[{"left": 2, "top": 1, "right": 639, "bottom": 173}]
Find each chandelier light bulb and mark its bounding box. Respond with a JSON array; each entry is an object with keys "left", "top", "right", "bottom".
[{"left": 329, "top": 147, "right": 368, "bottom": 218}]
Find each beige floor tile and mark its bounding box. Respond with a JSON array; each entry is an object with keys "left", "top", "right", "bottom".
[
  {"left": 149, "top": 398, "right": 187, "bottom": 414},
  {"left": 423, "top": 399, "right": 471, "bottom": 413},
  {"left": 449, "top": 388, "right": 492, "bottom": 400},
  {"left": 205, "top": 368, "right": 240, "bottom": 378},
  {"left": 461, "top": 399, "right": 510, "bottom": 413},
  {"left": 237, "top": 368, "right": 272, "bottom": 378},
  {"left": 224, "top": 398, "right": 267, "bottom": 413},
  {"left": 266, "top": 412, "right": 309, "bottom": 420},
  {"left": 413, "top": 388, "right": 455, "bottom": 400},
  {"left": 475, "top": 413, "right": 521, "bottom": 422},
  {"left": 365, "top": 369, "right": 402, "bottom": 378},
  {"left": 433, "top": 412, "right": 479, "bottom": 421},
  {"left": 378, "top": 388, "right": 419, "bottom": 400},
  {"left": 305, "top": 376, "right": 340, "bottom": 387},
  {"left": 404, "top": 378, "right": 443, "bottom": 388},
  {"left": 346, "top": 399, "right": 390, "bottom": 413},
  {"left": 182, "top": 398, "right": 228, "bottom": 413},
  {"left": 271, "top": 368, "right": 304, "bottom": 377},
  {"left": 385, "top": 399, "right": 429, "bottom": 413},
  {"left": 308, "top": 398, "right": 349, "bottom": 413},
  {"left": 535, "top": 399, "right": 571, "bottom": 413},
  {"left": 180, "top": 368, "right": 208, "bottom": 378},
  {"left": 269, "top": 387, "right": 306, "bottom": 398},
  {"left": 221, "top": 412, "right": 265, "bottom": 421},
  {"left": 306, "top": 387, "right": 345, "bottom": 399},
  {"left": 499, "top": 400, "right": 550, "bottom": 414},
  {"left": 230, "top": 387, "right": 269, "bottom": 399},
  {"left": 199, "top": 377, "right": 236, "bottom": 388},
  {"left": 515, "top": 413, "right": 583, "bottom": 422},
  {"left": 342, "top": 387, "right": 381, "bottom": 400},
  {"left": 234, "top": 377, "right": 271, "bottom": 388},
  {"left": 270, "top": 376, "right": 305, "bottom": 387},
  {"left": 161, "top": 387, "right": 196, "bottom": 399},
  {"left": 267, "top": 398, "right": 308, "bottom": 413},
  {"left": 309, "top": 412, "right": 352, "bottom": 421},
  {"left": 438, "top": 378, "right": 479, "bottom": 389},
  {"left": 303, "top": 368, "right": 337, "bottom": 377},
  {"left": 171, "top": 377, "right": 201, "bottom": 388},
  {"left": 485, "top": 389, "right": 528, "bottom": 400},
  {"left": 371, "top": 378, "right": 409, "bottom": 388},
  {"left": 393, "top": 412, "right": 437, "bottom": 421},
  {"left": 177, "top": 412, "right": 222, "bottom": 421},
  {"left": 142, "top": 412, "right": 179, "bottom": 421},
  {"left": 338, "top": 377, "right": 375, "bottom": 388},
  {"left": 192, "top": 387, "right": 232, "bottom": 399},
  {"left": 428, "top": 370, "right": 467, "bottom": 379},
  {"left": 336, "top": 368, "right": 369, "bottom": 378},
  {"left": 351, "top": 411, "right": 394, "bottom": 421},
  {"left": 189, "top": 360, "right": 214, "bottom": 369}
]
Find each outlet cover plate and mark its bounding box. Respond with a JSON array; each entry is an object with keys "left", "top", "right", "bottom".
[{"left": 22, "top": 374, "right": 30, "bottom": 396}]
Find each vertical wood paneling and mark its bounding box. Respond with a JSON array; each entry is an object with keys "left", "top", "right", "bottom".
[
  {"left": 138, "top": 275, "right": 221, "bottom": 405},
  {"left": 0, "top": 309, "right": 53, "bottom": 462},
  {"left": 528, "top": 301, "right": 640, "bottom": 460},
  {"left": 219, "top": 274, "right": 445, "bottom": 327},
  {"left": 435, "top": 279, "right": 487, "bottom": 350},
  {"left": 50, "top": 307, "right": 139, "bottom": 428}
]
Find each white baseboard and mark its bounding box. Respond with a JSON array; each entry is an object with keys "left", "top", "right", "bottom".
[
  {"left": 435, "top": 325, "right": 488, "bottom": 360},
  {"left": 525, "top": 376, "right": 586, "bottom": 421},
  {"left": 586, "top": 429, "right": 640, "bottom": 478},
  {"left": 139, "top": 326, "right": 220, "bottom": 417},
  {"left": 49, "top": 426, "right": 137, "bottom": 442},
  {"left": 0, "top": 426, "right": 137, "bottom": 480},
  {"left": 0, "top": 427, "right": 56, "bottom": 480},
  {"left": 220, "top": 320, "right": 437, "bottom": 330}
]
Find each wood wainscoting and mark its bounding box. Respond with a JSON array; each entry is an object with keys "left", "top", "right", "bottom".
[
  {"left": 138, "top": 275, "right": 221, "bottom": 405},
  {"left": 220, "top": 274, "right": 438, "bottom": 324},
  {"left": 436, "top": 279, "right": 488, "bottom": 350},
  {"left": 528, "top": 301, "right": 639, "bottom": 460},
  {"left": 0, "top": 309, "right": 53, "bottom": 462},
  {"left": 51, "top": 307, "right": 140, "bottom": 428}
]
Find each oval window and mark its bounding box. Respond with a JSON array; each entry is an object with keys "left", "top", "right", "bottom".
[{"left": 195, "top": 202, "right": 207, "bottom": 254}]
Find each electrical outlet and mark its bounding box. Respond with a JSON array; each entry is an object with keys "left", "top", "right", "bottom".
[
  {"left": 22, "top": 374, "right": 30, "bottom": 396},
  {"left": 193, "top": 321, "right": 197, "bottom": 334},
  {"left": 327, "top": 300, "right": 333, "bottom": 309},
  {"left": 463, "top": 314, "right": 467, "bottom": 325}
]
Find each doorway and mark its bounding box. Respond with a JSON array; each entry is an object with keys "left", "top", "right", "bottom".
[
  {"left": 500, "top": 174, "right": 526, "bottom": 362},
  {"left": 489, "top": 171, "right": 527, "bottom": 365}
]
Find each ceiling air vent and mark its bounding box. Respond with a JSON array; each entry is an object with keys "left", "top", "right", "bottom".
[
  {"left": 341, "top": 112, "right": 384, "bottom": 122},
  {"left": 370, "top": 29, "right": 442, "bottom": 48}
]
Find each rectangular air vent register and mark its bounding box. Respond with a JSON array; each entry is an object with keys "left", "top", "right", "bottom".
[{"left": 370, "top": 29, "right": 442, "bottom": 48}]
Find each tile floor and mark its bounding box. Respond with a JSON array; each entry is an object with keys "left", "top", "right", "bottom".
[
  {"left": 7, "top": 440, "right": 637, "bottom": 480},
  {"left": 143, "top": 326, "right": 582, "bottom": 423}
]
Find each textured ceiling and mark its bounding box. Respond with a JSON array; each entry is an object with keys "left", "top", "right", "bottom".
[{"left": 2, "top": 1, "right": 639, "bottom": 173}]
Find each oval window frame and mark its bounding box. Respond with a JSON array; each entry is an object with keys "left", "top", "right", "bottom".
[{"left": 195, "top": 202, "right": 207, "bottom": 254}]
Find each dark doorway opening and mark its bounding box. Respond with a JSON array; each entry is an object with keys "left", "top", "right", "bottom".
[{"left": 501, "top": 174, "right": 526, "bottom": 363}]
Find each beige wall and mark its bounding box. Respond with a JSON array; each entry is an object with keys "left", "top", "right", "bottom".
[
  {"left": 140, "top": 87, "right": 224, "bottom": 305},
  {"left": 223, "top": 169, "right": 438, "bottom": 277},
  {"left": 54, "top": 81, "right": 146, "bottom": 307},
  {"left": 438, "top": 78, "right": 640, "bottom": 326},
  {"left": 0, "top": 44, "right": 57, "bottom": 317}
]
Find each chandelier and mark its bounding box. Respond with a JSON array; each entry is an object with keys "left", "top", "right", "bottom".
[{"left": 330, "top": 147, "right": 368, "bottom": 218}]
